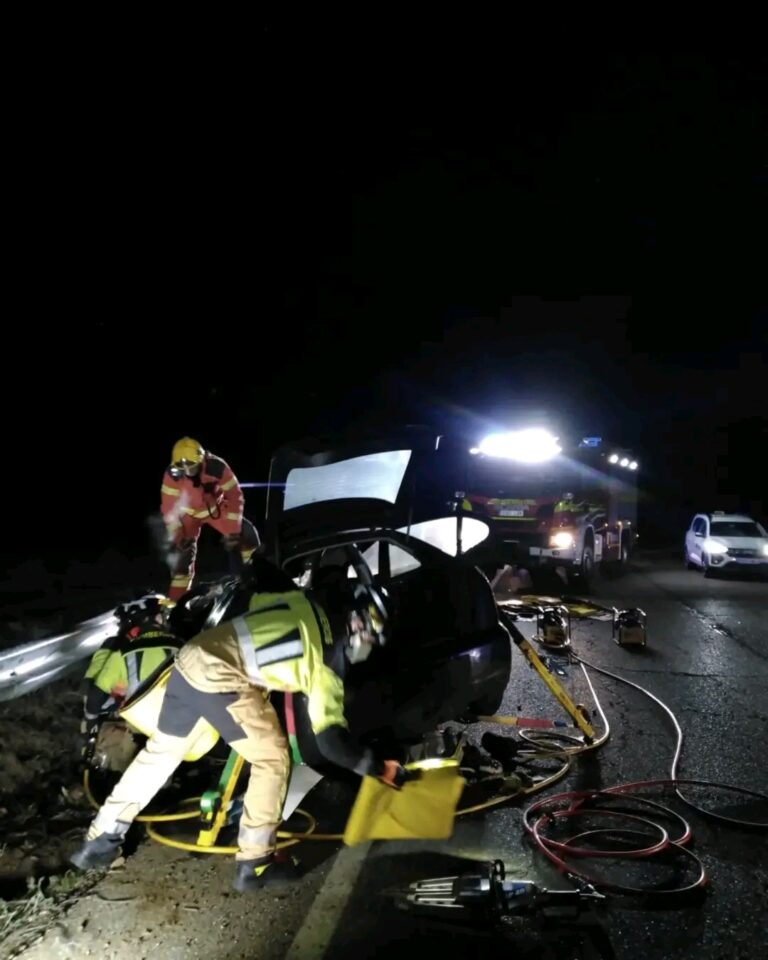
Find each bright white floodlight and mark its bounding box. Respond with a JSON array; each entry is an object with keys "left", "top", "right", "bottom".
[
  {"left": 609, "top": 453, "right": 619, "bottom": 464},
  {"left": 477, "top": 428, "right": 562, "bottom": 463}
]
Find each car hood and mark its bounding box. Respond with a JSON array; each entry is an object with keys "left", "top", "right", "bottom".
[{"left": 711, "top": 536, "right": 768, "bottom": 550}]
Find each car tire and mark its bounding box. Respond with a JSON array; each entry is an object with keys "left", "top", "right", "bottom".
[
  {"left": 620, "top": 539, "right": 630, "bottom": 567},
  {"left": 467, "top": 690, "right": 504, "bottom": 718},
  {"left": 610, "top": 539, "right": 630, "bottom": 577},
  {"left": 702, "top": 554, "right": 716, "bottom": 578},
  {"left": 569, "top": 544, "right": 596, "bottom": 593}
]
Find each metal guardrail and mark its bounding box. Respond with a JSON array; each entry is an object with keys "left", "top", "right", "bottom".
[{"left": 0, "top": 610, "right": 118, "bottom": 703}]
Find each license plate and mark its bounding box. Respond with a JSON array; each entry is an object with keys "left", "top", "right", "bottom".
[
  {"left": 499, "top": 508, "right": 524, "bottom": 517},
  {"left": 736, "top": 557, "right": 764, "bottom": 564}
]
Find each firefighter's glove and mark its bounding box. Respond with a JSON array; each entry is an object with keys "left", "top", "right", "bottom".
[{"left": 377, "top": 760, "right": 407, "bottom": 790}]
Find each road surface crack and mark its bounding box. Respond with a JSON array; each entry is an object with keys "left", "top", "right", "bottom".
[{"left": 679, "top": 602, "right": 767, "bottom": 663}]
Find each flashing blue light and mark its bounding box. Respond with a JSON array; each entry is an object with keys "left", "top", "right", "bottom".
[{"left": 580, "top": 437, "right": 602, "bottom": 448}]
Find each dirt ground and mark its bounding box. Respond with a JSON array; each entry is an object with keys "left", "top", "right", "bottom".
[
  {"left": 0, "top": 673, "right": 99, "bottom": 957},
  {"left": 0, "top": 676, "right": 91, "bottom": 893},
  {"left": 7, "top": 835, "right": 333, "bottom": 960}
]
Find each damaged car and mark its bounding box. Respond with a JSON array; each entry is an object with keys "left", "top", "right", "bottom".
[{"left": 149, "top": 428, "right": 513, "bottom": 775}]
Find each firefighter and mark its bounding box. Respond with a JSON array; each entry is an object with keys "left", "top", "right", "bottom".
[
  {"left": 69, "top": 582, "right": 406, "bottom": 892},
  {"left": 554, "top": 492, "right": 599, "bottom": 517},
  {"left": 490, "top": 563, "right": 533, "bottom": 599},
  {"left": 161, "top": 437, "right": 255, "bottom": 601},
  {"left": 554, "top": 491, "right": 579, "bottom": 514},
  {"left": 79, "top": 595, "right": 180, "bottom": 768}
]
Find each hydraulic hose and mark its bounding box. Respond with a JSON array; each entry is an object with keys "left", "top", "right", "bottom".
[
  {"left": 572, "top": 654, "right": 768, "bottom": 830},
  {"left": 81, "top": 597, "right": 613, "bottom": 854},
  {"left": 517, "top": 650, "right": 768, "bottom": 899},
  {"left": 82, "top": 669, "right": 605, "bottom": 854},
  {"left": 82, "top": 735, "right": 582, "bottom": 852},
  {"left": 87, "top": 630, "right": 768, "bottom": 883}
]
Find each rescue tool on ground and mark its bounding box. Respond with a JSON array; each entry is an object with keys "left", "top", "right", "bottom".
[
  {"left": 392, "top": 859, "right": 614, "bottom": 958},
  {"left": 612, "top": 607, "right": 647, "bottom": 647},
  {"left": 398, "top": 858, "right": 605, "bottom": 922}
]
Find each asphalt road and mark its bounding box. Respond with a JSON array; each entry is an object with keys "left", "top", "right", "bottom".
[
  {"left": 15, "top": 551, "right": 768, "bottom": 960},
  {"left": 309, "top": 552, "right": 768, "bottom": 960}
]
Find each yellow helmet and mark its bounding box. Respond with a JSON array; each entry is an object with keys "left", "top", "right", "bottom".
[{"left": 171, "top": 437, "right": 205, "bottom": 467}]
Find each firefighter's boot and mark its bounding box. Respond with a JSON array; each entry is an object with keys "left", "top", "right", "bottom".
[
  {"left": 233, "top": 852, "right": 300, "bottom": 893},
  {"left": 69, "top": 822, "right": 130, "bottom": 870}
]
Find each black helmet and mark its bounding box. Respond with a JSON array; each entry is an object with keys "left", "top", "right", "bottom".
[{"left": 115, "top": 594, "right": 170, "bottom": 632}]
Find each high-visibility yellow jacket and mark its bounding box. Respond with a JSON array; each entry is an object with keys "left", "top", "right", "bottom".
[
  {"left": 176, "top": 590, "right": 376, "bottom": 775},
  {"left": 84, "top": 628, "right": 180, "bottom": 719}
]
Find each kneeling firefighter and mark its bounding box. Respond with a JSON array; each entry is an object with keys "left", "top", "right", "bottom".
[
  {"left": 69, "top": 582, "right": 405, "bottom": 892},
  {"left": 79, "top": 595, "right": 180, "bottom": 770}
]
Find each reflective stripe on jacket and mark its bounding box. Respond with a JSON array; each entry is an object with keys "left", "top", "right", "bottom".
[
  {"left": 161, "top": 453, "right": 244, "bottom": 537},
  {"left": 176, "top": 590, "right": 346, "bottom": 735},
  {"left": 91, "top": 630, "right": 181, "bottom": 699}
]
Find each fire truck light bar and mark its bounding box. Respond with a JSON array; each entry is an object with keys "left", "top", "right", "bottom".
[
  {"left": 474, "top": 428, "right": 562, "bottom": 463},
  {"left": 608, "top": 453, "right": 639, "bottom": 471}
]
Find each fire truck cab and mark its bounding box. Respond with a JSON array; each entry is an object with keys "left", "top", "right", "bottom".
[{"left": 462, "top": 429, "right": 639, "bottom": 590}]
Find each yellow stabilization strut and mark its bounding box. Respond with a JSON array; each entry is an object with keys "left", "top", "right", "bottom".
[{"left": 512, "top": 633, "right": 595, "bottom": 742}]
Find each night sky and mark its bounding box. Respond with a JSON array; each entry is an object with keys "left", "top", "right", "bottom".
[{"left": 6, "top": 50, "right": 767, "bottom": 565}]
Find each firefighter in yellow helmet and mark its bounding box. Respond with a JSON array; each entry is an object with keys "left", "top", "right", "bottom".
[
  {"left": 161, "top": 438, "right": 259, "bottom": 601},
  {"left": 69, "top": 581, "right": 405, "bottom": 892}
]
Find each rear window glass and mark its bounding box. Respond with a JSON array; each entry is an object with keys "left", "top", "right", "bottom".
[{"left": 284, "top": 450, "right": 412, "bottom": 509}]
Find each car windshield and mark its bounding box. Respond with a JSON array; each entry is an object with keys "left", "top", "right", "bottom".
[
  {"left": 468, "top": 460, "right": 577, "bottom": 500},
  {"left": 710, "top": 521, "right": 763, "bottom": 538}
]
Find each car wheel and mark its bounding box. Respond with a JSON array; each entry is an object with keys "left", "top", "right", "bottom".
[
  {"left": 572, "top": 545, "right": 595, "bottom": 593},
  {"left": 610, "top": 539, "right": 630, "bottom": 577},
  {"left": 467, "top": 689, "right": 504, "bottom": 718},
  {"left": 620, "top": 540, "right": 630, "bottom": 566},
  {"left": 702, "top": 554, "right": 716, "bottom": 578}
]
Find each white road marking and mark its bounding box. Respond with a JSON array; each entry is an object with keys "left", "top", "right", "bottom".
[{"left": 285, "top": 842, "right": 372, "bottom": 959}]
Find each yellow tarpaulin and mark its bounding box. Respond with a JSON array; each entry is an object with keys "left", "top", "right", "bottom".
[
  {"left": 343, "top": 758, "right": 466, "bottom": 846},
  {"left": 513, "top": 595, "right": 615, "bottom": 620}
]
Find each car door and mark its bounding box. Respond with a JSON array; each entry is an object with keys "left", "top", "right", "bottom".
[
  {"left": 685, "top": 517, "right": 698, "bottom": 562},
  {"left": 690, "top": 516, "right": 707, "bottom": 564}
]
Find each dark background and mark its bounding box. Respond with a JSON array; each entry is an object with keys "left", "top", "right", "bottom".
[{"left": 3, "top": 48, "right": 766, "bottom": 584}]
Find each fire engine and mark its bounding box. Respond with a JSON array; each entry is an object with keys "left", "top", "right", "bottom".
[{"left": 461, "top": 428, "right": 639, "bottom": 589}]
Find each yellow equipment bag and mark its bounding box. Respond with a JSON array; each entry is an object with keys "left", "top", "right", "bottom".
[
  {"left": 118, "top": 664, "right": 220, "bottom": 763},
  {"left": 343, "top": 758, "right": 466, "bottom": 846}
]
